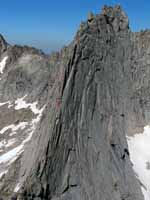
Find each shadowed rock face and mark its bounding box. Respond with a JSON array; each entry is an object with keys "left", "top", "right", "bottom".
[
  {"left": 0, "top": 35, "right": 8, "bottom": 55},
  {"left": 0, "top": 4, "right": 150, "bottom": 200}
]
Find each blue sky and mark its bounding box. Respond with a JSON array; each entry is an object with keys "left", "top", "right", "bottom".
[{"left": 0, "top": 0, "right": 150, "bottom": 53}]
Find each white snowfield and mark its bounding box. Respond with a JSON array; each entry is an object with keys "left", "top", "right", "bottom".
[
  {"left": 0, "top": 96, "right": 45, "bottom": 192},
  {"left": 127, "top": 125, "right": 150, "bottom": 200},
  {"left": 0, "top": 56, "right": 8, "bottom": 74},
  {"left": 15, "top": 95, "right": 42, "bottom": 114}
]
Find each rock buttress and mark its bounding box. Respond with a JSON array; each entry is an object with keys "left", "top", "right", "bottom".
[{"left": 18, "top": 5, "right": 144, "bottom": 200}]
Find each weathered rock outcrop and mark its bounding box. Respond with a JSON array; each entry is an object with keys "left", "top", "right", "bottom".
[
  {"left": 0, "top": 42, "right": 50, "bottom": 199},
  {"left": 1, "top": 4, "right": 150, "bottom": 200}
]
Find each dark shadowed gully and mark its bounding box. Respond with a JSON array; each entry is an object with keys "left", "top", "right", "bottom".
[{"left": 0, "top": 4, "right": 150, "bottom": 200}]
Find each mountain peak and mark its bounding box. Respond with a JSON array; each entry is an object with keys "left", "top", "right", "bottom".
[
  {"left": 77, "top": 5, "right": 129, "bottom": 39},
  {"left": 0, "top": 5, "right": 149, "bottom": 200},
  {"left": 101, "top": 5, "right": 129, "bottom": 31}
]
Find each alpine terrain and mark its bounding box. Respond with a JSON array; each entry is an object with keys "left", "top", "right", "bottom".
[{"left": 0, "top": 5, "right": 150, "bottom": 200}]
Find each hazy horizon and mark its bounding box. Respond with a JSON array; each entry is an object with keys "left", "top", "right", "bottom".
[{"left": 1, "top": 0, "right": 150, "bottom": 53}]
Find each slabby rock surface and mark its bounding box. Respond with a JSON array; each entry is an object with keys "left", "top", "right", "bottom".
[{"left": 0, "top": 4, "right": 150, "bottom": 200}]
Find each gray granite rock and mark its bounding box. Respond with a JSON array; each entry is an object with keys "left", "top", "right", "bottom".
[{"left": 0, "top": 4, "right": 149, "bottom": 200}]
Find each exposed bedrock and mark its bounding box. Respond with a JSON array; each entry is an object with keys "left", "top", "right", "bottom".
[{"left": 1, "top": 4, "right": 150, "bottom": 200}]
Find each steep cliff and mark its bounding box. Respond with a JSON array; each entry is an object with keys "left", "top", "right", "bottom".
[{"left": 0, "top": 5, "right": 150, "bottom": 200}]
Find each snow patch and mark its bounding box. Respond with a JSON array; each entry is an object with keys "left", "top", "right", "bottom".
[
  {"left": 23, "top": 105, "right": 45, "bottom": 144},
  {"left": 0, "top": 144, "right": 23, "bottom": 164},
  {"left": 0, "top": 122, "right": 28, "bottom": 135},
  {"left": 13, "top": 105, "right": 45, "bottom": 192},
  {"left": 15, "top": 95, "right": 41, "bottom": 114},
  {"left": 0, "top": 56, "right": 8, "bottom": 74},
  {"left": 0, "top": 101, "right": 13, "bottom": 108},
  {"left": 0, "top": 96, "right": 45, "bottom": 189},
  {"left": 0, "top": 101, "right": 9, "bottom": 107},
  {"left": 127, "top": 125, "right": 150, "bottom": 200}
]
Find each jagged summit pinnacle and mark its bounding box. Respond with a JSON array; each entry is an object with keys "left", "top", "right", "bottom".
[
  {"left": 78, "top": 5, "right": 129, "bottom": 37},
  {"left": 101, "top": 5, "right": 129, "bottom": 31}
]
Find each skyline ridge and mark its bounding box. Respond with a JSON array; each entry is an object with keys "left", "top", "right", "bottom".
[{"left": 1, "top": 1, "right": 150, "bottom": 53}]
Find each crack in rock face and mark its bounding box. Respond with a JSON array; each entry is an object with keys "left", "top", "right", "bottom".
[{"left": 0, "top": 4, "right": 150, "bottom": 200}]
